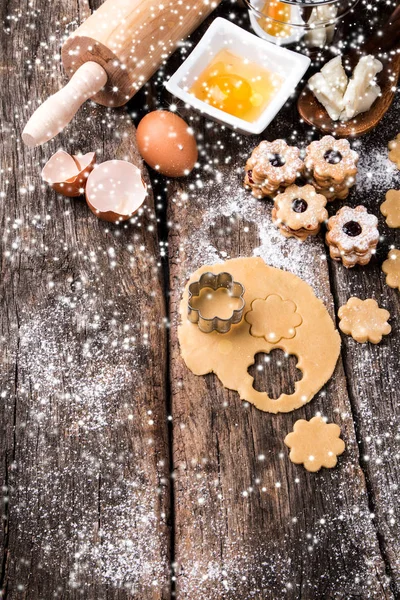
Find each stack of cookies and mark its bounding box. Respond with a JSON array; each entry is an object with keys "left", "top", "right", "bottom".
[
  {"left": 272, "top": 184, "right": 328, "bottom": 241},
  {"left": 304, "top": 136, "right": 359, "bottom": 201},
  {"left": 325, "top": 205, "right": 379, "bottom": 267},
  {"left": 244, "top": 136, "right": 381, "bottom": 268},
  {"left": 244, "top": 139, "right": 304, "bottom": 199}
]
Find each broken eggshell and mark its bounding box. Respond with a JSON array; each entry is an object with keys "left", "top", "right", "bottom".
[
  {"left": 41, "top": 150, "right": 96, "bottom": 197},
  {"left": 85, "top": 160, "right": 147, "bottom": 223}
]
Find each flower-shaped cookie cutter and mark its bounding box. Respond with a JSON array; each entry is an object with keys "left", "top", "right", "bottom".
[{"left": 188, "top": 272, "right": 245, "bottom": 334}]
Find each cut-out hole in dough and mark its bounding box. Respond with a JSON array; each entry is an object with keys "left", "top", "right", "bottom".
[{"left": 248, "top": 350, "right": 303, "bottom": 400}]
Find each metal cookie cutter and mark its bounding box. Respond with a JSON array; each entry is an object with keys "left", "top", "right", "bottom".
[{"left": 188, "top": 272, "right": 245, "bottom": 334}]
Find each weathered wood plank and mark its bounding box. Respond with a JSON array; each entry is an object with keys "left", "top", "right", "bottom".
[
  {"left": 0, "top": 1, "right": 170, "bottom": 597},
  {"left": 164, "top": 6, "right": 395, "bottom": 597},
  {"left": 328, "top": 93, "right": 400, "bottom": 595},
  {"left": 2, "top": 0, "right": 400, "bottom": 597},
  {"left": 167, "top": 119, "right": 392, "bottom": 600}
]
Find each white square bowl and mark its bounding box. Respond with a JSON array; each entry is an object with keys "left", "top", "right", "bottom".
[{"left": 165, "top": 17, "right": 311, "bottom": 135}]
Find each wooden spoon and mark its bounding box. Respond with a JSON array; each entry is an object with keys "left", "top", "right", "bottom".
[{"left": 297, "top": 6, "right": 400, "bottom": 137}]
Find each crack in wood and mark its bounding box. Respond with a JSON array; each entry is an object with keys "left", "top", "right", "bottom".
[
  {"left": 0, "top": 325, "right": 19, "bottom": 600},
  {"left": 338, "top": 348, "right": 398, "bottom": 598},
  {"left": 87, "top": 0, "right": 96, "bottom": 13},
  {"left": 145, "top": 152, "right": 176, "bottom": 600}
]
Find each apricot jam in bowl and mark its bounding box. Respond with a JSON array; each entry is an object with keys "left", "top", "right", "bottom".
[{"left": 166, "top": 18, "right": 310, "bottom": 135}]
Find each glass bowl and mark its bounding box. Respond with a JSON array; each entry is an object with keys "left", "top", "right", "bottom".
[{"left": 244, "top": 0, "right": 360, "bottom": 49}]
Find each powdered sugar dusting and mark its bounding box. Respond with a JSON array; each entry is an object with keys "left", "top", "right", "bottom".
[
  {"left": 176, "top": 174, "right": 332, "bottom": 308},
  {"left": 173, "top": 461, "right": 389, "bottom": 600},
  {"left": 19, "top": 300, "right": 135, "bottom": 432},
  {"left": 326, "top": 205, "right": 379, "bottom": 253},
  {"left": 12, "top": 287, "right": 169, "bottom": 592},
  {"left": 355, "top": 141, "right": 398, "bottom": 196}
]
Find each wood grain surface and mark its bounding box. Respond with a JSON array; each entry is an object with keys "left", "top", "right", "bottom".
[
  {"left": 328, "top": 124, "right": 400, "bottom": 594},
  {"left": 164, "top": 3, "right": 400, "bottom": 599},
  {"left": 1, "top": 0, "right": 400, "bottom": 599},
  {"left": 0, "top": 1, "right": 170, "bottom": 598},
  {"left": 166, "top": 85, "right": 395, "bottom": 600}
]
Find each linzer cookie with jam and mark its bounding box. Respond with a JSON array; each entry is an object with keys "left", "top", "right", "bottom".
[
  {"left": 305, "top": 136, "right": 359, "bottom": 201},
  {"left": 244, "top": 139, "right": 304, "bottom": 199},
  {"left": 272, "top": 184, "right": 328, "bottom": 241},
  {"left": 325, "top": 205, "right": 379, "bottom": 268}
]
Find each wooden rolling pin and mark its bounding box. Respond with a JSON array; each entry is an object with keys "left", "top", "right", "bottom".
[{"left": 23, "top": 0, "right": 220, "bottom": 147}]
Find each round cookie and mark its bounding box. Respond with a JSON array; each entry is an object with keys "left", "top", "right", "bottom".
[{"left": 178, "top": 257, "right": 341, "bottom": 414}]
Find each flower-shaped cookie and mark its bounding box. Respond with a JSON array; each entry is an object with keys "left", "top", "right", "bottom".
[
  {"left": 325, "top": 205, "right": 379, "bottom": 268},
  {"left": 305, "top": 136, "right": 359, "bottom": 184},
  {"left": 272, "top": 184, "right": 328, "bottom": 241},
  {"left": 388, "top": 133, "right": 400, "bottom": 169},
  {"left": 381, "top": 190, "right": 400, "bottom": 228},
  {"left": 244, "top": 139, "right": 304, "bottom": 198},
  {"left": 245, "top": 295, "right": 302, "bottom": 343},
  {"left": 284, "top": 416, "right": 345, "bottom": 472},
  {"left": 382, "top": 249, "right": 400, "bottom": 290},
  {"left": 338, "top": 297, "right": 391, "bottom": 344}
]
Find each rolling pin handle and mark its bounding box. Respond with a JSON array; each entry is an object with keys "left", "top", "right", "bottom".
[{"left": 22, "top": 61, "right": 108, "bottom": 147}]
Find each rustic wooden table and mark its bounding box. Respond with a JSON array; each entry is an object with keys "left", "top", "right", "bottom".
[{"left": 1, "top": 0, "right": 399, "bottom": 598}]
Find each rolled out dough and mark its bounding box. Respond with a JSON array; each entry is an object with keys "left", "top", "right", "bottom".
[{"left": 178, "top": 257, "right": 341, "bottom": 414}]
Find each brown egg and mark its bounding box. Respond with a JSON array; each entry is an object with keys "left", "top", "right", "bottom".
[{"left": 136, "top": 111, "right": 198, "bottom": 177}]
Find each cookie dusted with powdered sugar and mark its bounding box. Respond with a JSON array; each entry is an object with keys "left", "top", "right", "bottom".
[
  {"left": 272, "top": 184, "right": 328, "bottom": 241},
  {"left": 325, "top": 205, "right": 379, "bottom": 268},
  {"left": 244, "top": 139, "right": 304, "bottom": 199},
  {"left": 305, "top": 136, "right": 359, "bottom": 201}
]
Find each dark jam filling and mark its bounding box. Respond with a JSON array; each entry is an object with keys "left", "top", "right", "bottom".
[
  {"left": 292, "top": 198, "right": 308, "bottom": 213},
  {"left": 247, "top": 169, "right": 254, "bottom": 184},
  {"left": 342, "top": 220, "right": 362, "bottom": 237},
  {"left": 324, "top": 149, "right": 343, "bottom": 164},
  {"left": 269, "top": 153, "right": 286, "bottom": 168}
]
